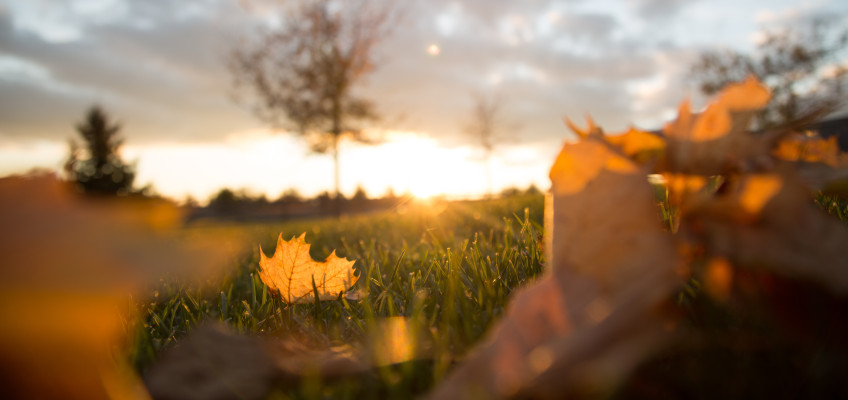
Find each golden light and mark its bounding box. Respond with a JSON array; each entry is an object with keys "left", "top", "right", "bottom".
[
  {"left": 345, "top": 131, "right": 481, "bottom": 198},
  {"left": 124, "top": 129, "right": 550, "bottom": 202},
  {"left": 410, "top": 183, "right": 440, "bottom": 199},
  {"left": 427, "top": 43, "right": 440, "bottom": 56}
]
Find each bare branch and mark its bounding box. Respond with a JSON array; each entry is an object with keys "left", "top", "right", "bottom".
[{"left": 690, "top": 18, "right": 848, "bottom": 129}]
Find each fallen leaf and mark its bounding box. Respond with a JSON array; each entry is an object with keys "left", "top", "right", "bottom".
[
  {"left": 0, "top": 172, "right": 236, "bottom": 400},
  {"left": 662, "top": 173, "right": 709, "bottom": 207},
  {"left": 683, "top": 172, "right": 848, "bottom": 295},
  {"left": 258, "top": 233, "right": 358, "bottom": 303},
  {"left": 563, "top": 119, "right": 666, "bottom": 166},
  {"left": 431, "top": 76, "right": 848, "bottom": 399},
  {"left": 145, "top": 323, "right": 279, "bottom": 400},
  {"left": 563, "top": 115, "right": 602, "bottom": 139},
  {"left": 430, "top": 135, "right": 682, "bottom": 399},
  {"left": 146, "top": 318, "right": 433, "bottom": 400},
  {"left": 773, "top": 131, "right": 843, "bottom": 167},
  {"left": 548, "top": 138, "right": 639, "bottom": 196},
  {"left": 604, "top": 127, "right": 667, "bottom": 163},
  {"left": 663, "top": 77, "right": 777, "bottom": 175}
]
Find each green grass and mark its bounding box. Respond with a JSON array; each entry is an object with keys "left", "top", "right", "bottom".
[
  {"left": 126, "top": 186, "right": 848, "bottom": 399},
  {"left": 130, "top": 194, "right": 545, "bottom": 398}
]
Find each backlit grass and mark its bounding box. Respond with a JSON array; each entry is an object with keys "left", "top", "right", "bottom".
[{"left": 130, "top": 194, "right": 545, "bottom": 398}]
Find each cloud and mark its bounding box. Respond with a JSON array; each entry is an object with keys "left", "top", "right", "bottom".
[
  {"left": 7, "top": 0, "right": 844, "bottom": 199},
  {"left": 0, "top": 0, "right": 742, "bottom": 151},
  {"left": 360, "top": 0, "right": 665, "bottom": 145},
  {"left": 632, "top": 0, "right": 697, "bottom": 20},
  {"left": 0, "top": 0, "right": 257, "bottom": 143}
]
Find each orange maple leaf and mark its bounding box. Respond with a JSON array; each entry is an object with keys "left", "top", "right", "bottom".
[{"left": 258, "top": 233, "right": 358, "bottom": 304}]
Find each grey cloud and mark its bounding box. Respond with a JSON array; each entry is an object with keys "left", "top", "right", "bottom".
[
  {"left": 0, "top": 0, "right": 258, "bottom": 142},
  {"left": 632, "top": 0, "right": 696, "bottom": 19},
  {"left": 362, "top": 1, "right": 656, "bottom": 144},
  {"left": 0, "top": 0, "right": 680, "bottom": 149}
]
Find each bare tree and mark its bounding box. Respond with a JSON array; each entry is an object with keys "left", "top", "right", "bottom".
[
  {"left": 691, "top": 19, "right": 848, "bottom": 128},
  {"left": 464, "top": 92, "right": 514, "bottom": 197},
  {"left": 230, "top": 0, "right": 394, "bottom": 206}
]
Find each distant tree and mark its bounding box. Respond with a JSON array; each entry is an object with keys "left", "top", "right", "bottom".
[
  {"left": 209, "top": 188, "right": 238, "bottom": 212},
  {"left": 183, "top": 195, "right": 198, "bottom": 208},
  {"left": 230, "top": 0, "right": 395, "bottom": 206},
  {"left": 525, "top": 184, "right": 542, "bottom": 196},
  {"left": 65, "top": 106, "right": 135, "bottom": 195},
  {"left": 463, "top": 92, "right": 516, "bottom": 196},
  {"left": 351, "top": 185, "right": 369, "bottom": 204},
  {"left": 500, "top": 187, "right": 522, "bottom": 198},
  {"left": 315, "top": 191, "right": 333, "bottom": 211},
  {"left": 278, "top": 188, "right": 303, "bottom": 204},
  {"left": 253, "top": 193, "right": 269, "bottom": 206},
  {"left": 691, "top": 19, "right": 848, "bottom": 128}
]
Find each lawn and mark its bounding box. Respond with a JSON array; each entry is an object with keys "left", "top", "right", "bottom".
[{"left": 131, "top": 194, "right": 546, "bottom": 399}]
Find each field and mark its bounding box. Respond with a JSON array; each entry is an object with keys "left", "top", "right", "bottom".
[
  {"left": 126, "top": 188, "right": 848, "bottom": 399},
  {"left": 131, "top": 194, "right": 546, "bottom": 399}
]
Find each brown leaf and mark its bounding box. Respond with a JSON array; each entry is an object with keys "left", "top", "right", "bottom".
[
  {"left": 603, "top": 127, "right": 667, "bottom": 163},
  {"left": 146, "top": 318, "right": 432, "bottom": 400},
  {"left": 683, "top": 172, "right": 848, "bottom": 295},
  {"left": 773, "top": 132, "right": 843, "bottom": 167},
  {"left": 258, "top": 233, "right": 358, "bottom": 303},
  {"left": 430, "top": 136, "right": 682, "bottom": 399},
  {"left": 663, "top": 173, "right": 709, "bottom": 208},
  {"left": 0, "top": 173, "right": 236, "bottom": 400},
  {"left": 663, "top": 77, "right": 775, "bottom": 174},
  {"left": 145, "top": 323, "right": 279, "bottom": 400}
]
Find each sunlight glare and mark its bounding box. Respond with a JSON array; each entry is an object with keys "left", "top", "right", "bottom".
[
  {"left": 116, "top": 129, "right": 549, "bottom": 202},
  {"left": 410, "top": 183, "right": 439, "bottom": 200},
  {"left": 345, "top": 131, "right": 480, "bottom": 199}
]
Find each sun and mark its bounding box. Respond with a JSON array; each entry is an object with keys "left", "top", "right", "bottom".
[
  {"left": 410, "top": 182, "right": 441, "bottom": 199},
  {"left": 342, "top": 131, "right": 485, "bottom": 199}
]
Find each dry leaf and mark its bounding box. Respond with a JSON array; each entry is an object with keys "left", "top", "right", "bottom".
[
  {"left": 258, "top": 233, "right": 358, "bottom": 303},
  {"left": 432, "top": 76, "right": 848, "bottom": 399},
  {"left": 145, "top": 323, "right": 279, "bottom": 400},
  {"left": 663, "top": 173, "right": 709, "bottom": 207},
  {"left": 145, "top": 318, "right": 432, "bottom": 400},
  {"left": 773, "top": 132, "right": 844, "bottom": 167},
  {"left": 563, "top": 116, "right": 603, "bottom": 139},
  {"left": 145, "top": 322, "right": 371, "bottom": 400},
  {"left": 0, "top": 173, "right": 236, "bottom": 400},
  {"left": 563, "top": 118, "right": 666, "bottom": 166},
  {"left": 603, "top": 127, "right": 667, "bottom": 162},
  {"left": 663, "top": 77, "right": 776, "bottom": 174},
  {"left": 430, "top": 136, "right": 682, "bottom": 399},
  {"left": 683, "top": 172, "right": 848, "bottom": 295}
]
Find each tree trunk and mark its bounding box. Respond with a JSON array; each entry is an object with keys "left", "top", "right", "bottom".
[
  {"left": 332, "top": 132, "right": 341, "bottom": 217},
  {"left": 485, "top": 150, "right": 493, "bottom": 198}
]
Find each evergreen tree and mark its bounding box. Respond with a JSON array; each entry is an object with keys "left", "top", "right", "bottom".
[{"left": 65, "top": 106, "right": 135, "bottom": 195}]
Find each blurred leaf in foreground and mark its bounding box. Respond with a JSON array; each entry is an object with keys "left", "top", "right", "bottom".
[
  {"left": 431, "top": 134, "right": 682, "bottom": 399},
  {"left": 145, "top": 318, "right": 430, "bottom": 400},
  {"left": 430, "top": 75, "right": 848, "bottom": 399},
  {"left": 0, "top": 173, "right": 237, "bottom": 399}
]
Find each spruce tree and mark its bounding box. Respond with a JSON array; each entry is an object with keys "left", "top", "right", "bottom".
[{"left": 65, "top": 106, "right": 135, "bottom": 195}]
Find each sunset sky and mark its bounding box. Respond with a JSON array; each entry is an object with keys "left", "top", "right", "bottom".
[{"left": 1, "top": 0, "right": 846, "bottom": 202}]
